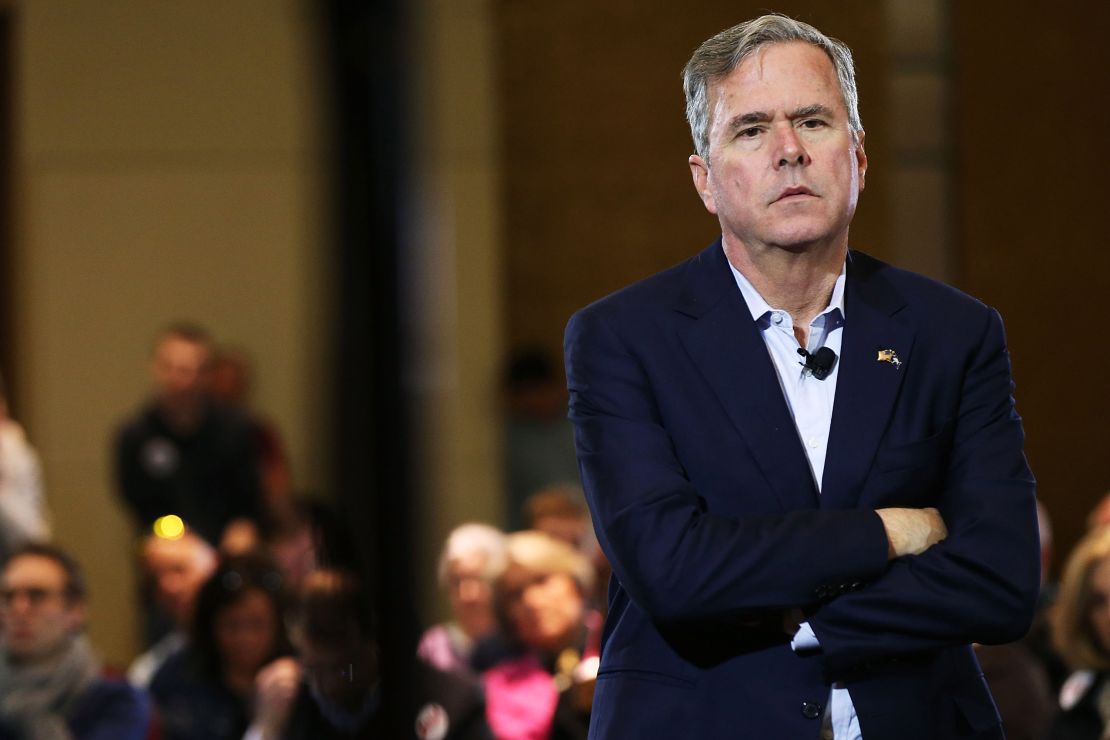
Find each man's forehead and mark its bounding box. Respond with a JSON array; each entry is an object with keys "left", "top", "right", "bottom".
[
  {"left": 738, "top": 40, "right": 832, "bottom": 73},
  {"left": 155, "top": 335, "right": 208, "bottom": 361},
  {"left": 709, "top": 41, "right": 841, "bottom": 116},
  {"left": 147, "top": 552, "right": 193, "bottom": 574},
  {"left": 3, "top": 554, "right": 67, "bottom": 587}
]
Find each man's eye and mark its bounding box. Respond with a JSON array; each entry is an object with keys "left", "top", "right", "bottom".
[
  {"left": 800, "top": 119, "right": 826, "bottom": 129},
  {"left": 738, "top": 127, "right": 761, "bottom": 138}
]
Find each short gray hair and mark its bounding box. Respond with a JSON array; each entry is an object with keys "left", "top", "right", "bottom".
[
  {"left": 682, "top": 14, "right": 863, "bottom": 161},
  {"left": 437, "top": 522, "right": 508, "bottom": 586}
]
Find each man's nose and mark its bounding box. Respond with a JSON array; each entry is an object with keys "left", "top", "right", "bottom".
[
  {"left": 8, "top": 593, "right": 33, "bottom": 614},
  {"left": 774, "top": 125, "right": 809, "bottom": 168}
]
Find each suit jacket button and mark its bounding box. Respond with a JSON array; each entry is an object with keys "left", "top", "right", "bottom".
[{"left": 801, "top": 701, "right": 823, "bottom": 720}]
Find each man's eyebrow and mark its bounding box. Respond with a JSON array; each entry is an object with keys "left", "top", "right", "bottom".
[
  {"left": 723, "top": 104, "right": 835, "bottom": 136},
  {"left": 724, "top": 111, "right": 771, "bottom": 135},
  {"left": 790, "top": 104, "right": 834, "bottom": 119}
]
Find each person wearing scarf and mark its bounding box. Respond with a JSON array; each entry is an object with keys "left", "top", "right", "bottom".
[{"left": 0, "top": 543, "right": 149, "bottom": 739}]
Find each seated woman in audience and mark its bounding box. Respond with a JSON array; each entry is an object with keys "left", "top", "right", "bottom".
[
  {"left": 418, "top": 522, "right": 508, "bottom": 674},
  {"left": 1049, "top": 526, "right": 1110, "bottom": 738},
  {"left": 483, "top": 530, "right": 601, "bottom": 740},
  {"left": 0, "top": 375, "right": 51, "bottom": 559},
  {"left": 149, "top": 552, "right": 290, "bottom": 740}
]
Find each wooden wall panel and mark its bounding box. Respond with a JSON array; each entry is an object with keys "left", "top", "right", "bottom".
[
  {"left": 953, "top": 1, "right": 1110, "bottom": 566},
  {"left": 496, "top": 1, "right": 891, "bottom": 364}
]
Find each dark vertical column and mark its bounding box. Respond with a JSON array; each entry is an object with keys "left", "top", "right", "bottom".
[
  {"left": 0, "top": 12, "right": 14, "bottom": 406},
  {"left": 321, "top": 0, "right": 417, "bottom": 733}
]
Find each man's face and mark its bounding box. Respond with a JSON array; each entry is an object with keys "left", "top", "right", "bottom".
[
  {"left": 296, "top": 634, "right": 378, "bottom": 712},
  {"left": 0, "top": 555, "right": 84, "bottom": 662},
  {"left": 151, "top": 335, "right": 209, "bottom": 403},
  {"left": 689, "top": 42, "right": 867, "bottom": 255},
  {"left": 143, "top": 535, "right": 216, "bottom": 628}
]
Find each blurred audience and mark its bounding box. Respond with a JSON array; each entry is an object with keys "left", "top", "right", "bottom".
[
  {"left": 524, "top": 487, "right": 610, "bottom": 615},
  {"left": 418, "top": 523, "right": 508, "bottom": 675},
  {"left": 975, "top": 641, "right": 1052, "bottom": 740},
  {"left": 502, "top": 348, "right": 580, "bottom": 530},
  {"left": 264, "top": 496, "right": 356, "bottom": 592},
  {"left": 1088, "top": 492, "right": 1110, "bottom": 531},
  {"left": 524, "top": 487, "right": 589, "bottom": 551},
  {"left": 0, "top": 543, "right": 149, "bottom": 739},
  {"left": 0, "top": 377, "right": 51, "bottom": 559},
  {"left": 977, "top": 499, "right": 1057, "bottom": 739},
  {"left": 484, "top": 531, "right": 600, "bottom": 740},
  {"left": 248, "top": 567, "right": 491, "bottom": 739},
  {"left": 1026, "top": 501, "right": 1070, "bottom": 694},
  {"left": 1048, "top": 526, "right": 1110, "bottom": 738},
  {"left": 207, "top": 348, "right": 294, "bottom": 530},
  {"left": 149, "top": 552, "right": 289, "bottom": 740},
  {"left": 128, "top": 529, "right": 218, "bottom": 688},
  {"left": 114, "top": 323, "right": 264, "bottom": 551}
]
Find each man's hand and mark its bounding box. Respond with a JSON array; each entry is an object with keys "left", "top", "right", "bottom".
[
  {"left": 251, "top": 657, "right": 303, "bottom": 739},
  {"left": 875, "top": 508, "right": 948, "bottom": 559}
]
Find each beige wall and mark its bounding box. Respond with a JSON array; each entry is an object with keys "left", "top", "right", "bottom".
[
  {"left": 953, "top": 1, "right": 1110, "bottom": 568},
  {"left": 11, "top": 1, "right": 329, "bottom": 665},
  {"left": 409, "top": 0, "right": 506, "bottom": 621}
]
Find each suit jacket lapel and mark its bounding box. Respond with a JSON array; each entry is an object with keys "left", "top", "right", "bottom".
[
  {"left": 675, "top": 242, "right": 819, "bottom": 512},
  {"left": 821, "top": 251, "right": 915, "bottom": 510}
]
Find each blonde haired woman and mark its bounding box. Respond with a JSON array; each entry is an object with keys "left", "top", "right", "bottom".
[
  {"left": 483, "top": 530, "right": 601, "bottom": 740},
  {"left": 1050, "top": 526, "right": 1110, "bottom": 738}
]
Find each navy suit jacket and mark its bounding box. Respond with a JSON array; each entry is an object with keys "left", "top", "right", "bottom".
[{"left": 564, "top": 242, "right": 1039, "bottom": 739}]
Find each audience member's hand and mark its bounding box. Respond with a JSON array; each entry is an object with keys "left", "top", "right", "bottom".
[
  {"left": 252, "top": 657, "right": 303, "bottom": 739},
  {"left": 875, "top": 507, "right": 948, "bottom": 559}
]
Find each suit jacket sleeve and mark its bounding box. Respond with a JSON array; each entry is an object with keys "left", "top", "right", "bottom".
[
  {"left": 565, "top": 304, "right": 891, "bottom": 624},
  {"left": 808, "top": 305, "right": 1039, "bottom": 677}
]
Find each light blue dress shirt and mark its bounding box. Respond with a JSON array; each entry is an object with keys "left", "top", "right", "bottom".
[{"left": 728, "top": 259, "right": 862, "bottom": 740}]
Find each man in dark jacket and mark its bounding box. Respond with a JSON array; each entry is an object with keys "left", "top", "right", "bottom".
[
  {"left": 114, "top": 323, "right": 263, "bottom": 550},
  {"left": 565, "top": 13, "right": 1039, "bottom": 739}
]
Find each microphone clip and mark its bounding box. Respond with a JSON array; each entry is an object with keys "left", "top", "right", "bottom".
[{"left": 797, "top": 346, "right": 838, "bottom": 380}]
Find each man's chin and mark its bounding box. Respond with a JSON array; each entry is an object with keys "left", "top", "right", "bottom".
[
  {"left": 5, "top": 643, "right": 41, "bottom": 662},
  {"left": 764, "top": 224, "right": 846, "bottom": 254}
]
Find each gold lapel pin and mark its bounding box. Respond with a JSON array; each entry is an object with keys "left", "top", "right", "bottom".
[{"left": 877, "top": 349, "right": 902, "bottom": 368}]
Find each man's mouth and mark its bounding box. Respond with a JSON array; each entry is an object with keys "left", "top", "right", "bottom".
[{"left": 774, "top": 186, "right": 815, "bottom": 203}]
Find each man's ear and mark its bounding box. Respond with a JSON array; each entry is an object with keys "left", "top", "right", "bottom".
[
  {"left": 66, "top": 601, "right": 88, "bottom": 634},
  {"left": 689, "top": 155, "right": 717, "bottom": 214},
  {"left": 854, "top": 130, "right": 867, "bottom": 192}
]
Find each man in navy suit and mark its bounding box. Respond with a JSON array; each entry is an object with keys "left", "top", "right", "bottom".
[{"left": 564, "top": 15, "right": 1040, "bottom": 739}]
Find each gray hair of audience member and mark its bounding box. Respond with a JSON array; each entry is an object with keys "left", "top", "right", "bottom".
[
  {"left": 436, "top": 522, "right": 509, "bottom": 587},
  {"left": 682, "top": 14, "right": 863, "bottom": 162},
  {"left": 1053, "top": 526, "right": 1110, "bottom": 671}
]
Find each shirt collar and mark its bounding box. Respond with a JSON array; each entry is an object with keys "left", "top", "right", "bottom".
[{"left": 727, "top": 255, "right": 847, "bottom": 326}]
